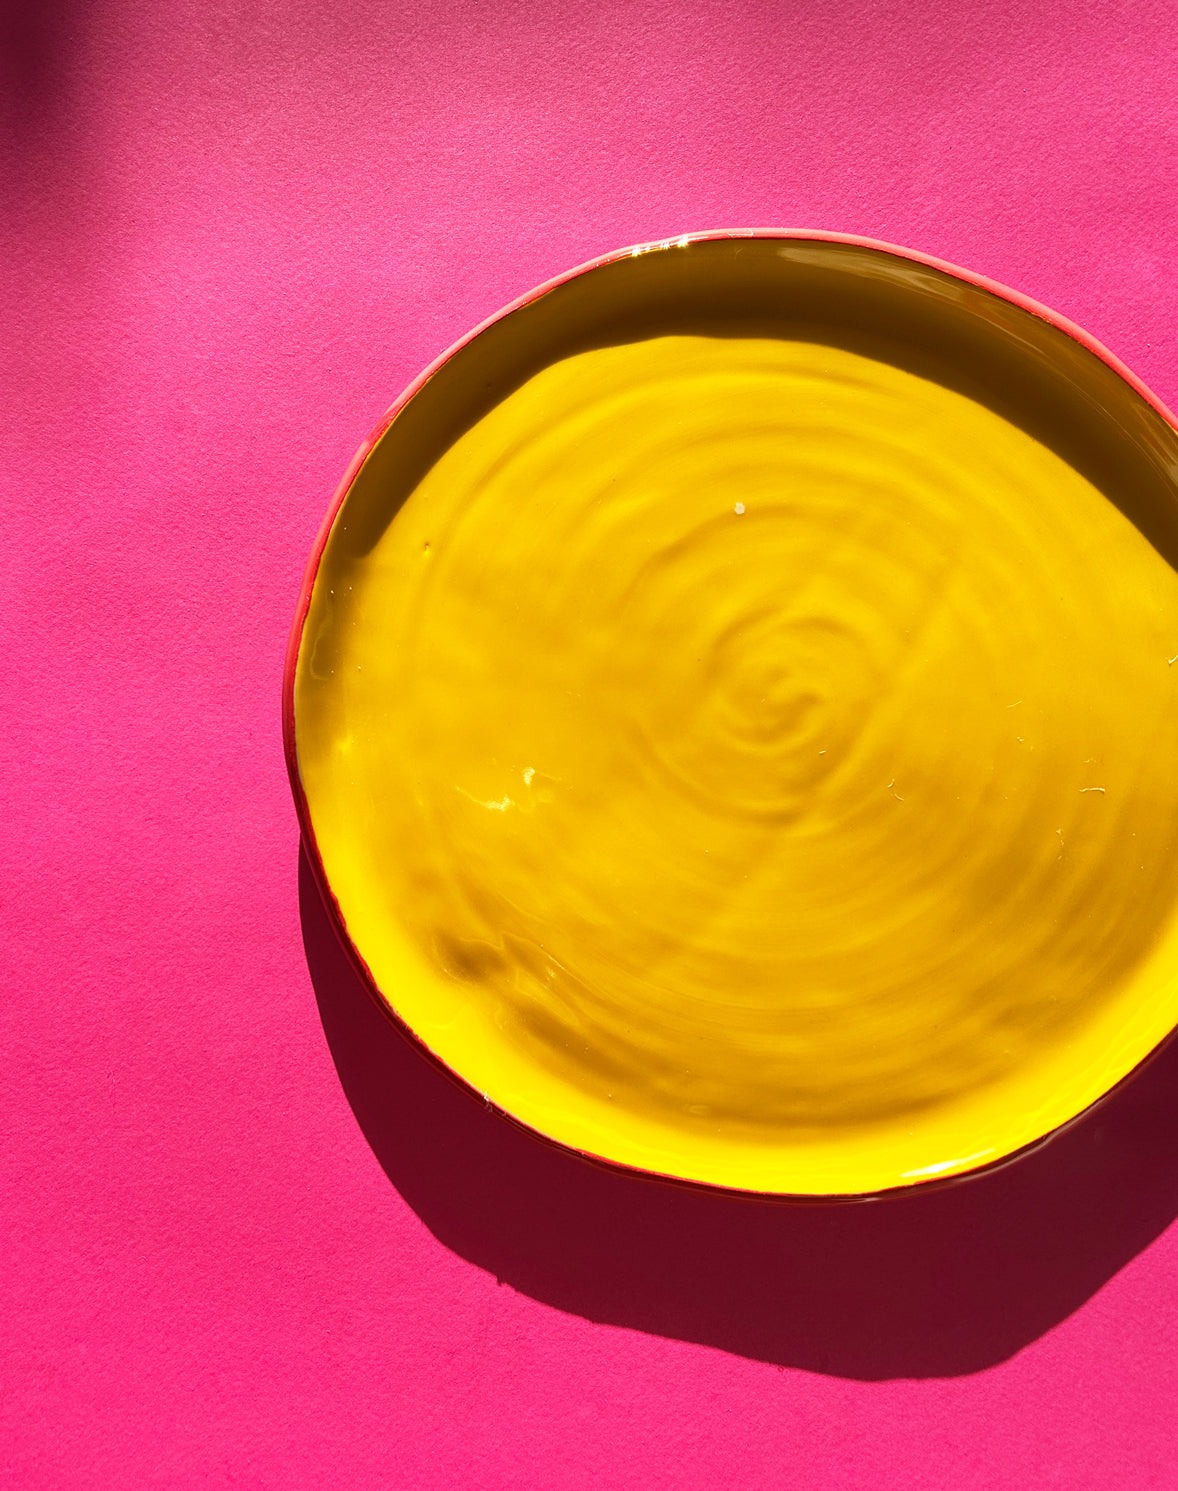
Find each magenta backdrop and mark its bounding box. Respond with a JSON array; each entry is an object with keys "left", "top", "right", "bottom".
[{"left": 5, "top": 1, "right": 1178, "bottom": 1486}]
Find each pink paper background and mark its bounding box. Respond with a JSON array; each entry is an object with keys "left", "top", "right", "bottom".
[{"left": 5, "top": 1, "right": 1178, "bottom": 1485}]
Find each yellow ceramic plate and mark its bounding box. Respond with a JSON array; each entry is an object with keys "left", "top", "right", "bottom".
[{"left": 285, "top": 232, "right": 1178, "bottom": 1196}]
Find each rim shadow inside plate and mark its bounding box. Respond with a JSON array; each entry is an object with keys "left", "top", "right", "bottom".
[
  {"left": 326, "top": 236, "right": 1178, "bottom": 570},
  {"left": 290, "top": 233, "right": 1178, "bottom": 1200}
]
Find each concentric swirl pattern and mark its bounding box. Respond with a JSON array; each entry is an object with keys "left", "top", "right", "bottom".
[{"left": 297, "top": 336, "right": 1178, "bottom": 1184}]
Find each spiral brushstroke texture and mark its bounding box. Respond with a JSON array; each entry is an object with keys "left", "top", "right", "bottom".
[{"left": 299, "top": 337, "right": 1178, "bottom": 1180}]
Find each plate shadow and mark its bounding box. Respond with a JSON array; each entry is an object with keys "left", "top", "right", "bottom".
[{"left": 300, "top": 844, "right": 1178, "bottom": 1380}]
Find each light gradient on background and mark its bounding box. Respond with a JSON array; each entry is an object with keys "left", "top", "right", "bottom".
[{"left": 3, "top": 1, "right": 1178, "bottom": 1486}]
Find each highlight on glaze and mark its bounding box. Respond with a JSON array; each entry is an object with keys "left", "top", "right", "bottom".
[{"left": 289, "top": 235, "right": 1178, "bottom": 1195}]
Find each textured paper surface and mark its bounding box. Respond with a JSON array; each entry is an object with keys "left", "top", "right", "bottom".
[{"left": 4, "top": 1, "right": 1178, "bottom": 1485}]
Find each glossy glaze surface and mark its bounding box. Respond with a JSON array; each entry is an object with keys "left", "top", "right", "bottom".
[{"left": 293, "top": 239, "right": 1178, "bottom": 1194}]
